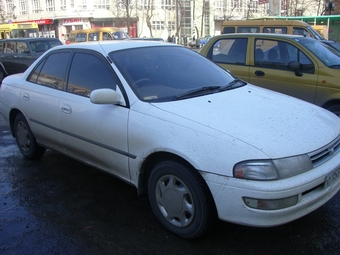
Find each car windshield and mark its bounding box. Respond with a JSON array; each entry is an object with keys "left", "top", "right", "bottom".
[
  {"left": 110, "top": 46, "right": 239, "bottom": 102},
  {"left": 306, "top": 26, "right": 325, "bottom": 40},
  {"left": 298, "top": 38, "right": 340, "bottom": 68}
]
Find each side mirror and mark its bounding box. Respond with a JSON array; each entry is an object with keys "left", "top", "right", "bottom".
[
  {"left": 90, "top": 88, "right": 121, "bottom": 104},
  {"left": 288, "top": 61, "right": 303, "bottom": 77}
]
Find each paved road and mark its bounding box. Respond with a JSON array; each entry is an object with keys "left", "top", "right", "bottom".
[{"left": 0, "top": 114, "right": 340, "bottom": 255}]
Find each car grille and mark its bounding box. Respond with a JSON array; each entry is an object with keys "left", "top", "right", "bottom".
[{"left": 309, "top": 135, "right": 340, "bottom": 167}]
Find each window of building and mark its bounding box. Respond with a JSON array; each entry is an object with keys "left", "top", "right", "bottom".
[
  {"left": 140, "top": 0, "right": 148, "bottom": 9},
  {"left": 215, "top": 0, "right": 223, "bottom": 11},
  {"left": 32, "top": 0, "right": 41, "bottom": 13},
  {"left": 60, "top": 0, "right": 66, "bottom": 10},
  {"left": 167, "top": 21, "right": 175, "bottom": 32},
  {"left": 18, "top": 0, "right": 27, "bottom": 15},
  {"left": 6, "top": 0, "right": 15, "bottom": 15},
  {"left": 94, "top": 0, "right": 110, "bottom": 9},
  {"left": 162, "top": 0, "right": 175, "bottom": 9},
  {"left": 79, "top": 0, "right": 87, "bottom": 10},
  {"left": 119, "top": 0, "right": 134, "bottom": 10},
  {"left": 46, "top": 0, "right": 55, "bottom": 11},
  {"left": 152, "top": 21, "right": 164, "bottom": 30}
]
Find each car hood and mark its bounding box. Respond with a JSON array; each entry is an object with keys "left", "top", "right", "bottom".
[{"left": 152, "top": 85, "right": 340, "bottom": 159}]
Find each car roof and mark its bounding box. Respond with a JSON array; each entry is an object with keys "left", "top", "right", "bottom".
[
  {"left": 214, "top": 33, "right": 307, "bottom": 40},
  {"left": 53, "top": 40, "right": 179, "bottom": 52},
  {"left": 0, "top": 37, "right": 61, "bottom": 42}
]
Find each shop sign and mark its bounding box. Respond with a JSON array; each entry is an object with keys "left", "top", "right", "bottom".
[{"left": 63, "top": 18, "right": 83, "bottom": 24}]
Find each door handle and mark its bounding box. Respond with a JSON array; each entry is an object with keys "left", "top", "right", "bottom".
[
  {"left": 22, "top": 92, "right": 30, "bottom": 101},
  {"left": 254, "top": 70, "right": 265, "bottom": 76},
  {"left": 61, "top": 104, "right": 72, "bottom": 114}
]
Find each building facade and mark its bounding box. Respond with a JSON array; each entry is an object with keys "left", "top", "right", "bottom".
[{"left": 0, "top": 0, "right": 319, "bottom": 43}]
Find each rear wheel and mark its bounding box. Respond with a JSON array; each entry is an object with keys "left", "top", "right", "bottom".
[
  {"left": 148, "top": 160, "right": 217, "bottom": 239},
  {"left": 0, "top": 68, "right": 4, "bottom": 82},
  {"left": 14, "top": 113, "right": 46, "bottom": 159}
]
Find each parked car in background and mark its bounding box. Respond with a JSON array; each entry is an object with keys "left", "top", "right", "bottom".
[
  {"left": 189, "top": 35, "right": 211, "bottom": 48},
  {"left": 67, "top": 27, "right": 129, "bottom": 44},
  {"left": 0, "top": 37, "right": 63, "bottom": 81},
  {"left": 129, "top": 37, "right": 165, "bottom": 41},
  {"left": 1, "top": 41, "right": 340, "bottom": 239},
  {"left": 198, "top": 35, "right": 211, "bottom": 47},
  {"left": 321, "top": 39, "right": 340, "bottom": 52},
  {"left": 200, "top": 33, "right": 340, "bottom": 116}
]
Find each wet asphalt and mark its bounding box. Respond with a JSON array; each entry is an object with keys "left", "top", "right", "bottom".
[{"left": 1, "top": 114, "right": 340, "bottom": 255}]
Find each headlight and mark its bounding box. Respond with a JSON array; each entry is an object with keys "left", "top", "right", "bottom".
[{"left": 234, "top": 155, "right": 312, "bottom": 180}]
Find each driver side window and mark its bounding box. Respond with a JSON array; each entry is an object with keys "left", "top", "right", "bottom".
[{"left": 67, "top": 52, "right": 118, "bottom": 97}]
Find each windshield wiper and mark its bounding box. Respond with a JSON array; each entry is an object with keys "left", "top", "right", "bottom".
[
  {"left": 217, "top": 79, "right": 246, "bottom": 92},
  {"left": 328, "top": 64, "right": 340, "bottom": 69},
  {"left": 172, "top": 86, "right": 221, "bottom": 100}
]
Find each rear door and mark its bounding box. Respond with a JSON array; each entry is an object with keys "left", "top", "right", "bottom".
[
  {"left": 205, "top": 36, "right": 250, "bottom": 81},
  {"left": 20, "top": 49, "right": 72, "bottom": 150},
  {"left": 12, "top": 41, "right": 36, "bottom": 73},
  {"left": 0, "top": 41, "right": 17, "bottom": 74}
]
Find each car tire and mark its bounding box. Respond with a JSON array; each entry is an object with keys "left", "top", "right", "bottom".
[
  {"left": 326, "top": 105, "right": 340, "bottom": 117},
  {"left": 148, "top": 160, "right": 217, "bottom": 239},
  {"left": 14, "top": 113, "right": 46, "bottom": 159},
  {"left": 0, "top": 67, "right": 5, "bottom": 82}
]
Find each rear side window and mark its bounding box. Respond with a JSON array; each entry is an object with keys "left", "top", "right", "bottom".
[
  {"left": 211, "top": 38, "right": 247, "bottom": 65},
  {"left": 263, "top": 27, "right": 287, "bottom": 34},
  {"left": 103, "top": 32, "right": 113, "bottom": 40},
  {"left": 75, "top": 33, "right": 87, "bottom": 42},
  {"left": 4, "top": 42, "right": 15, "bottom": 53},
  {"left": 69, "top": 34, "right": 76, "bottom": 43},
  {"left": 17, "top": 42, "right": 29, "bottom": 53},
  {"left": 88, "top": 32, "right": 99, "bottom": 41},
  {"left": 236, "top": 27, "right": 260, "bottom": 33},
  {"left": 28, "top": 52, "right": 71, "bottom": 89},
  {"left": 223, "top": 27, "right": 235, "bottom": 34}
]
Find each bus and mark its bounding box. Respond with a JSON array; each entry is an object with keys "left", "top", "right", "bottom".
[
  {"left": 250, "top": 15, "right": 340, "bottom": 42},
  {"left": 221, "top": 20, "right": 324, "bottom": 40},
  {"left": 0, "top": 23, "right": 39, "bottom": 39},
  {"left": 67, "top": 27, "right": 129, "bottom": 44}
]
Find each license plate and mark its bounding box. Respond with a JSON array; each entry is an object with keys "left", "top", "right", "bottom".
[{"left": 325, "top": 168, "right": 340, "bottom": 188}]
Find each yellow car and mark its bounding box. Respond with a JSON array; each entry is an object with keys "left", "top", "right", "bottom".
[{"left": 200, "top": 33, "right": 340, "bottom": 116}]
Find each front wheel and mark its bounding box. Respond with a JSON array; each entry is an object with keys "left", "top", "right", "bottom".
[
  {"left": 14, "top": 113, "right": 46, "bottom": 159},
  {"left": 148, "top": 160, "right": 217, "bottom": 239}
]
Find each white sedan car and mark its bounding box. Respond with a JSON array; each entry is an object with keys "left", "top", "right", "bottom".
[{"left": 1, "top": 41, "right": 340, "bottom": 239}]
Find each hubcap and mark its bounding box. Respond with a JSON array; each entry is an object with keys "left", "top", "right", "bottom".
[
  {"left": 155, "top": 175, "right": 194, "bottom": 227},
  {"left": 16, "top": 121, "right": 31, "bottom": 153}
]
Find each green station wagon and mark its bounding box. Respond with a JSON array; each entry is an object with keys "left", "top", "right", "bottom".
[
  {"left": 200, "top": 33, "right": 340, "bottom": 116},
  {"left": 0, "top": 37, "right": 63, "bottom": 81}
]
